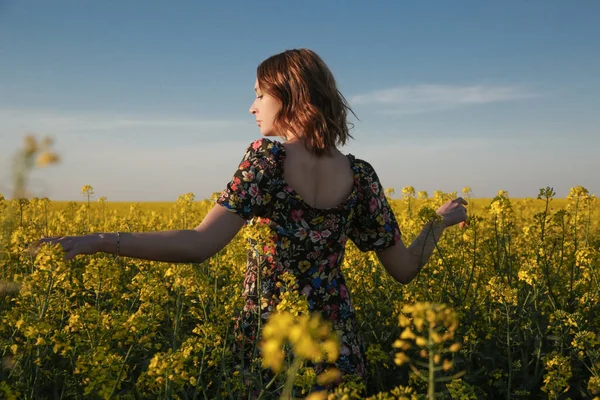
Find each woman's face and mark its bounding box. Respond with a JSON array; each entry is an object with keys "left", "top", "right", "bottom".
[{"left": 249, "top": 80, "right": 282, "bottom": 137}]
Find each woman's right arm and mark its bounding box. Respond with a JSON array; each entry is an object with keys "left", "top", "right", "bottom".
[
  {"left": 39, "top": 205, "right": 247, "bottom": 262},
  {"left": 40, "top": 140, "right": 279, "bottom": 262}
]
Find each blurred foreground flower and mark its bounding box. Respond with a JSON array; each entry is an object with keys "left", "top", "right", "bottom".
[
  {"left": 12, "top": 134, "right": 60, "bottom": 199},
  {"left": 36, "top": 151, "right": 60, "bottom": 167},
  {"left": 261, "top": 311, "right": 340, "bottom": 398}
]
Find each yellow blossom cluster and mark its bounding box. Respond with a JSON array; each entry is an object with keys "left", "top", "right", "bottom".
[
  {"left": 392, "top": 302, "right": 462, "bottom": 384},
  {"left": 261, "top": 312, "right": 340, "bottom": 374},
  {"left": 11, "top": 134, "right": 60, "bottom": 199},
  {"left": 486, "top": 277, "right": 519, "bottom": 306},
  {"left": 542, "top": 352, "right": 572, "bottom": 397},
  {"left": 589, "top": 375, "right": 600, "bottom": 396},
  {"left": 517, "top": 260, "right": 537, "bottom": 286},
  {"left": 276, "top": 272, "right": 310, "bottom": 316}
]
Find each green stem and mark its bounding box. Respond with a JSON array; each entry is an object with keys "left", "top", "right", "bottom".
[
  {"left": 108, "top": 343, "right": 133, "bottom": 399},
  {"left": 506, "top": 305, "right": 512, "bottom": 400},
  {"left": 281, "top": 358, "right": 302, "bottom": 400},
  {"left": 428, "top": 328, "right": 435, "bottom": 400}
]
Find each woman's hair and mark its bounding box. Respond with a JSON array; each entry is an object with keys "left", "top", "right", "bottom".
[{"left": 257, "top": 48, "right": 357, "bottom": 156}]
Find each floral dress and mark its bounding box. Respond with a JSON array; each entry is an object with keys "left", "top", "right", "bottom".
[{"left": 217, "top": 138, "right": 401, "bottom": 378}]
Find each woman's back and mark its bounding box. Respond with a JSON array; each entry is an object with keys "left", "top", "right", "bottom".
[{"left": 281, "top": 140, "right": 355, "bottom": 210}]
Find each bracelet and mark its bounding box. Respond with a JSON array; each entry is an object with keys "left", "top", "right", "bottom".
[{"left": 115, "top": 231, "right": 121, "bottom": 261}]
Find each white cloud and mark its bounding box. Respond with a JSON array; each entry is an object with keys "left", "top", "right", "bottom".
[{"left": 349, "top": 84, "right": 539, "bottom": 114}]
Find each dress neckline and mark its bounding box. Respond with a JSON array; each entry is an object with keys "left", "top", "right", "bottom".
[{"left": 271, "top": 139, "right": 359, "bottom": 212}]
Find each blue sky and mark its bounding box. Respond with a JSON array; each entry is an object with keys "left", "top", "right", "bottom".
[{"left": 1, "top": 0, "right": 599, "bottom": 201}]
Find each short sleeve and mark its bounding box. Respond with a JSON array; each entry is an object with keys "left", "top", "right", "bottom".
[
  {"left": 347, "top": 160, "right": 401, "bottom": 252},
  {"left": 217, "top": 139, "right": 278, "bottom": 220}
]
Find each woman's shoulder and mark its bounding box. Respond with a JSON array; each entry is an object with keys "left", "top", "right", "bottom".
[
  {"left": 239, "top": 138, "right": 285, "bottom": 177},
  {"left": 243, "top": 137, "right": 285, "bottom": 159},
  {"left": 348, "top": 155, "right": 379, "bottom": 181}
]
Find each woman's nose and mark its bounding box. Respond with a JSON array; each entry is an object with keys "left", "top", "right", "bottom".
[{"left": 249, "top": 101, "right": 257, "bottom": 115}]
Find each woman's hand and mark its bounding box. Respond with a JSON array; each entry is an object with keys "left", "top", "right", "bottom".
[
  {"left": 436, "top": 197, "right": 468, "bottom": 228},
  {"left": 37, "top": 234, "right": 101, "bottom": 260}
]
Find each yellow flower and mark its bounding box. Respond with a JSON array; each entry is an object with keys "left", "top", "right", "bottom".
[
  {"left": 288, "top": 324, "right": 304, "bottom": 344},
  {"left": 443, "top": 359, "right": 453, "bottom": 371},
  {"left": 588, "top": 376, "right": 600, "bottom": 395},
  {"left": 295, "top": 336, "right": 322, "bottom": 361},
  {"left": 398, "top": 314, "right": 411, "bottom": 327},
  {"left": 413, "top": 317, "right": 425, "bottom": 331},
  {"left": 306, "top": 392, "right": 328, "bottom": 400},
  {"left": 36, "top": 151, "right": 60, "bottom": 167},
  {"left": 449, "top": 343, "right": 461, "bottom": 352},
  {"left": 394, "top": 352, "right": 410, "bottom": 366},
  {"left": 316, "top": 368, "right": 341, "bottom": 385},
  {"left": 322, "top": 338, "right": 339, "bottom": 362},
  {"left": 431, "top": 332, "right": 443, "bottom": 344},
  {"left": 260, "top": 311, "right": 340, "bottom": 373},
  {"left": 261, "top": 339, "right": 284, "bottom": 373},
  {"left": 392, "top": 339, "right": 411, "bottom": 351},
  {"left": 397, "top": 329, "right": 413, "bottom": 342},
  {"left": 401, "top": 186, "right": 415, "bottom": 198}
]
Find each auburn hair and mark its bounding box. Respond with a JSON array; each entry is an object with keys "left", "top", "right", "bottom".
[{"left": 257, "top": 48, "right": 357, "bottom": 156}]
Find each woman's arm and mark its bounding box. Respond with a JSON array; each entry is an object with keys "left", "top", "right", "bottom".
[
  {"left": 39, "top": 205, "right": 247, "bottom": 262},
  {"left": 376, "top": 220, "right": 445, "bottom": 284},
  {"left": 376, "top": 197, "right": 467, "bottom": 284}
]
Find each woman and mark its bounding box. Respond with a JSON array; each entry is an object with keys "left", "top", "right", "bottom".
[{"left": 39, "top": 49, "right": 467, "bottom": 382}]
